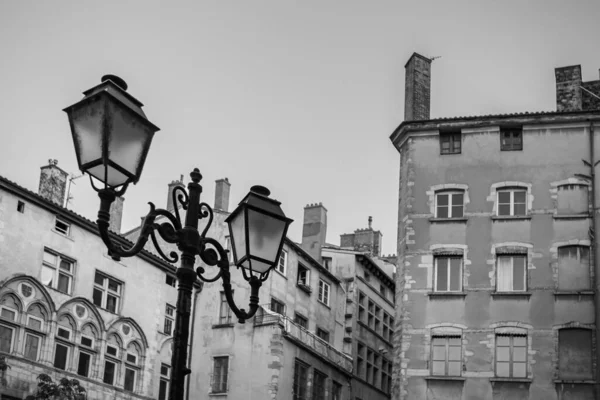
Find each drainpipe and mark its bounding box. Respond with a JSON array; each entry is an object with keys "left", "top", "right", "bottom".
[
  {"left": 185, "top": 284, "right": 202, "bottom": 400},
  {"left": 590, "top": 121, "right": 600, "bottom": 397}
]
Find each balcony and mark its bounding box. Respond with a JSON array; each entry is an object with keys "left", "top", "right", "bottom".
[{"left": 253, "top": 305, "right": 353, "bottom": 373}]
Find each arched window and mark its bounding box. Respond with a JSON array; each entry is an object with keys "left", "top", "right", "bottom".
[
  {"left": 103, "top": 333, "right": 122, "bottom": 386},
  {"left": 54, "top": 314, "right": 76, "bottom": 371},
  {"left": 23, "top": 303, "right": 48, "bottom": 362},
  {"left": 557, "top": 245, "right": 590, "bottom": 290},
  {"left": 0, "top": 295, "right": 21, "bottom": 355},
  {"left": 124, "top": 342, "right": 142, "bottom": 392},
  {"left": 77, "top": 324, "right": 98, "bottom": 378}
]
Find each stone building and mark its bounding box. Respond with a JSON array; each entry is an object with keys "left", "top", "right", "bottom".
[
  {"left": 301, "top": 204, "right": 396, "bottom": 400},
  {"left": 390, "top": 53, "right": 600, "bottom": 399},
  {"left": 0, "top": 161, "right": 189, "bottom": 399}
]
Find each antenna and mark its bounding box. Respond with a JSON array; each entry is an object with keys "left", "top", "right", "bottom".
[
  {"left": 64, "top": 173, "right": 85, "bottom": 209},
  {"left": 428, "top": 55, "right": 442, "bottom": 62}
]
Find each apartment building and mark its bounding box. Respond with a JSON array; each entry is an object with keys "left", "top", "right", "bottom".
[
  {"left": 390, "top": 53, "right": 600, "bottom": 399},
  {"left": 0, "top": 161, "right": 188, "bottom": 399}
]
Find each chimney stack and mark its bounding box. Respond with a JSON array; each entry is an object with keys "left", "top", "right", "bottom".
[
  {"left": 167, "top": 175, "right": 185, "bottom": 212},
  {"left": 214, "top": 178, "right": 231, "bottom": 212},
  {"left": 404, "top": 52, "right": 432, "bottom": 121},
  {"left": 555, "top": 65, "right": 583, "bottom": 112},
  {"left": 301, "top": 203, "right": 327, "bottom": 262},
  {"left": 39, "top": 159, "right": 68, "bottom": 206},
  {"left": 340, "top": 217, "right": 383, "bottom": 257},
  {"left": 109, "top": 196, "right": 125, "bottom": 233}
]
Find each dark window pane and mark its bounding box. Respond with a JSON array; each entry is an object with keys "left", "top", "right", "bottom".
[
  {"left": 59, "top": 260, "right": 71, "bottom": 272},
  {"left": 93, "top": 289, "right": 103, "bottom": 307},
  {"left": 437, "top": 206, "right": 448, "bottom": 218},
  {"left": 498, "top": 204, "right": 511, "bottom": 216},
  {"left": 159, "top": 380, "right": 168, "bottom": 400},
  {"left": 103, "top": 361, "right": 115, "bottom": 384},
  {"left": 54, "top": 344, "right": 68, "bottom": 370},
  {"left": 124, "top": 368, "right": 135, "bottom": 392},
  {"left": 57, "top": 274, "right": 70, "bottom": 293},
  {"left": 514, "top": 191, "right": 526, "bottom": 203},
  {"left": 498, "top": 192, "right": 511, "bottom": 203},
  {"left": 108, "top": 279, "right": 120, "bottom": 292},
  {"left": 436, "top": 259, "right": 448, "bottom": 291},
  {"left": 451, "top": 205, "right": 463, "bottom": 218},
  {"left": 106, "top": 345, "right": 117, "bottom": 356},
  {"left": 106, "top": 295, "right": 117, "bottom": 313},
  {"left": 514, "top": 203, "right": 526, "bottom": 216},
  {"left": 77, "top": 352, "right": 91, "bottom": 377},
  {"left": 94, "top": 272, "right": 104, "bottom": 285},
  {"left": 437, "top": 194, "right": 449, "bottom": 206}
]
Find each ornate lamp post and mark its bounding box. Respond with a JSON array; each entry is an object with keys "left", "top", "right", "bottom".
[{"left": 63, "top": 75, "right": 293, "bottom": 400}]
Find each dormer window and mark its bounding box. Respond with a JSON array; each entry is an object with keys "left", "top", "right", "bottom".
[{"left": 54, "top": 217, "right": 70, "bottom": 236}]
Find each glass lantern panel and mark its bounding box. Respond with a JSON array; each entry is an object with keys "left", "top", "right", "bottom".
[
  {"left": 87, "top": 164, "right": 130, "bottom": 188},
  {"left": 70, "top": 99, "right": 105, "bottom": 165},
  {"left": 107, "top": 101, "right": 152, "bottom": 178},
  {"left": 228, "top": 209, "right": 247, "bottom": 264},
  {"left": 246, "top": 258, "right": 272, "bottom": 274},
  {"left": 247, "top": 208, "right": 286, "bottom": 265}
]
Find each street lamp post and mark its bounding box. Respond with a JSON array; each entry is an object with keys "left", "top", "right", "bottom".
[{"left": 63, "top": 75, "right": 293, "bottom": 400}]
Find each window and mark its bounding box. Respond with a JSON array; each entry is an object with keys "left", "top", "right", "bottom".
[
  {"left": 54, "top": 218, "right": 71, "bottom": 236},
  {"left": 382, "top": 359, "right": 391, "bottom": 393},
  {"left": 24, "top": 333, "right": 41, "bottom": 361},
  {"left": 558, "top": 246, "right": 590, "bottom": 290},
  {"left": 440, "top": 131, "right": 461, "bottom": 154},
  {"left": 495, "top": 334, "right": 527, "bottom": 378},
  {"left": 124, "top": 367, "right": 136, "bottom": 392},
  {"left": 380, "top": 284, "right": 386, "bottom": 298},
  {"left": 435, "top": 191, "right": 464, "bottom": 218},
  {"left": 316, "top": 328, "right": 330, "bottom": 343},
  {"left": 126, "top": 352, "right": 138, "bottom": 364},
  {"left": 497, "top": 255, "right": 527, "bottom": 292},
  {"left": 17, "top": 201, "right": 25, "bottom": 213},
  {"left": 312, "top": 370, "right": 327, "bottom": 400},
  {"left": 219, "top": 292, "right": 232, "bottom": 325},
  {"left": 103, "top": 360, "right": 116, "bottom": 385},
  {"left": 159, "top": 363, "right": 170, "bottom": 400},
  {"left": 77, "top": 351, "right": 92, "bottom": 377},
  {"left": 318, "top": 280, "right": 330, "bottom": 306},
  {"left": 212, "top": 356, "right": 229, "bottom": 394},
  {"left": 500, "top": 127, "right": 523, "bottom": 151},
  {"left": 434, "top": 256, "right": 462, "bottom": 292},
  {"left": 0, "top": 325, "right": 13, "bottom": 353},
  {"left": 297, "top": 264, "right": 310, "bottom": 286},
  {"left": 93, "top": 271, "right": 122, "bottom": 313},
  {"left": 383, "top": 313, "right": 392, "bottom": 342},
  {"left": 293, "top": 360, "right": 309, "bottom": 400},
  {"left": 497, "top": 188, "right": 527, "bottom": 216},
  {"left": 164, "top": 304, "right": 175, "bottom": 335},
  {"left": 374, "top": 305, "right": 382, "bottom": 334},
  {"left": 224, "top": 236, "right": 234, "bottom": 263},
  {"left": 165, "top": 274, "right": 176, "bottom": 287},
  {"left": 559, "top": 328, "right": 592, "bottom": 380},
  {"left": 270, "top": 298, "right": 285, "bottom": 315},
  {"left": 57, "top": 327, "right": 71, "bottom": 340},
  {"left": 277, "top": 250, "right": 287, "bottom": 275},
  {"left": 81, "top": 336, "right": 93, "bottom": 348},
  {"left": 364, "top": 272, "right": 370, "bottom": 282},
  {"left": 366, "top": 348, "right": 375, "bottom": 385},
  {"left": 332, "top": 380, "right": 342, "bottom": 400},
  {"left": 373, "top": 353, "right": 380, "bottom": 387},
  {"left": 27, "top": 315, "right": 43, "bottom": 331},
  {"left": 322, "top": 257, "right": 332, "bottom": 271},
  {"left": 0, "top": 307, "right": 16, "bottom": 321},
  {"left": 54, "top": 343, "right": 69, "bottom": 370},
  {"left": 41, "top": 250, "right": 74, "bottom": 294},
  {"left": 431, "top": 336, "right": 462, "bottom": 376},
  {"left": 294, "top": 313, "right": 308, "bottom": 329},
  {"left": 357, "top": 292, "right": 366, "bottom": 323},
  {"left": 356, "top": 343, "right": 365, "bottom": 378},
  {"left": 557, "top": 184, "right": 588, "bottom": 215},
  {"left": 106, "top": 344, "right": 118, "bottom": 357}
]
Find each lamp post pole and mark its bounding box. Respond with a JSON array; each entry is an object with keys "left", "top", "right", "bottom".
[{"left": 65, "top": 76, "right": 293, "bottom": 400}]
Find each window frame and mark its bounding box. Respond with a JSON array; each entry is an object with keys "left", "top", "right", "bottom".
[
  {"left": 77, "top": 349, "right": 93, "bottom": 377},
  {"left": 27, "top": 315, "right": 44, "bottom": 331},
  {"left": 17, "top": 200, "right": 25, "bottom": 213},
  {"left": 495, "top": 334, "right": 527, "bottom": 378},
  {"left": 297, "top": 264, "right": 310, "bottom": 287},
  {"left": 558, "top": 328, "right": 593, "bottom": 380},
  {"left": 164, "top": 304, "right": 175, "bottom": 335},
  {"left": 23, "top": 332, "right": 42, "bottom": 361},
  {"left": 439, "top": 131, "right": 462, "bottom": 155},
  {"left": 41, "top": 249, "right": 75, "bottom": 295},
  {"left": 496, "top": 254, "right": 527, "bottom": 292},
  {"left": 158, "top": 363, "right": 171, "bottom": 400},
  {"left": 500, "top": 127, "right": 523, "bottom": 151},
  {"left": 123, "top": 366, "right": 137, "bottom": 392},
  {"left": 276, "top": 249, "right": 287, "bottom": 275},
  {"left": 0, "top": 324, "right": 14, "bottom": 354},
  {"left": 435, "top": 190, "right": 465, "bottom": 219},
  {"left": 219, "top": 292, "right": 233, "bottom": 325},
  {"left": 53, "top": 342, "right": 71, "bottom": 370},
  {"left": 312, "top": 369, "right": 327, "bottom": 400},
  {"left": 270, "top": 297, "right": 285, "bottom": 316},
  {"left": 103, "top": 359, "right": 117, "bottom": 385},
  {"left": 293, "top": 359, "right": 309, "bottom": 400},
  {"left": 211, "top": 355, "right": 229, "bottom": 394},
  {"left": 294, "top": 313, "right": 308, "bottom": 330},
  {"left": 93, "top": 271, "right": 123, "bottom": 313},
  {"left": 431, "top": 335, "right": 462, "bottom": 376},
  {"left": 557, "top": 245, "right": 591, "bottom": 290},
  {"left": 318, "top": 279, "right": 330, "bottom": 306},
  {"left": 433, "top": 256, "right": 463, "bottom": 292},
  {"left": 0, "top": 306, "right": 17, "bottom": 322},
  {"left": 357, "top": 291, "right": 366, "bottom": 323},
  {"left": 165, "top": 274, "right": 176, "bottom": 288},
  {"left": 54, "top": 217, "right": 71, "bottom": 236},
  {"left": 496, "top": 188, "right": 527, "bottom": 216},
  {"left": 316, "top": 327, "right": 330, "bottom": 343}
]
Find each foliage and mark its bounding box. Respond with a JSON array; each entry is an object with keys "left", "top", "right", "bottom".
[{"left": 25, "top": 374, "right": 87, "bottom": 400}]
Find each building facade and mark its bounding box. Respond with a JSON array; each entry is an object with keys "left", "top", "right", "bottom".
[
  {"left": 390, "top": 53, "right": 600, "bottom": 399},
  {"left": 0, "top": 161, "right": 188, "bottom": 399}
]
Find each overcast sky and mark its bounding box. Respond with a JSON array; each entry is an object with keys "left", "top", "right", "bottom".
[{"left": 1, "top": 0, "right": 599, "bottom": 255}]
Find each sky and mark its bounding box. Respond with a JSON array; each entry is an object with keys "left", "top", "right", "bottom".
[{"left": 1, "top": 0, "right": 599, "bottom": 256}]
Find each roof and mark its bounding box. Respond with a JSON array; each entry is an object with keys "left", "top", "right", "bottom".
[
  {"left": 390, "top": 109, "right": 600, "bottom": 147},
  {"left": 286, "top": 240, "right": 341, "bottom": 284},
  {"left": 322, "top": 246, "right": 395, "bottom": 290},
  {"left": 0, "top": 174, "right": 185, "bottom": 278}
]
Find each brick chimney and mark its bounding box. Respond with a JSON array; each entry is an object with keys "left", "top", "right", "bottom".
[
  {"left": 214, "top": 178, "right": 231, "bottom": 212},
  {"left": 301, "top": 203, "right": 327, "bottom": 262},
  {"left": 404, "top": 52, "right": 432, "bottom": 121},
  {"left": 167, "top": 175, "right": 185, "bottom": 212},
  {"left": 340, "top": 216, "right": 383, "bottom": 257},
  {"left": 38, "top": 159, "right": 68, "bottom": 206},
  {"left": 555, "top": 65, "right": 583, "bottom": 112},
  {"left": 109, "top": 196, "right": 125, "bottom": 233}
]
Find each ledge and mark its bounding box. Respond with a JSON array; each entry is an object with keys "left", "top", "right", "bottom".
[
  {"left": 491, "top": 215, "right": 532, "bottom": 221},
  {"left": 554, "top": 291, "right": 594, "bottom": 296},
  {"left": 490, "top": 378, "right": 532, "bottom": 383},
  {"left": 425, "top": 376, "right": 465, "bottom": 382},
  {"left": 429, "top": 217, "right": 468, "bottom": 224},
  {"left": 297, "top": 283, "right": 312, "bottom": 294},
  {"left": 212, "top": 323, "right": 234, "bottom": 329},
  {"left": 553, "top": 214, "right": 590, "bottom": 220},
  {"left": 427, "top": 292, "right": 467, "bottom": 298},
  {"left": 491, "top": 291, "right": 532, "bottom": 298},
  {"left": 554, "top": 380, "right": 596, "bottom": 384}
]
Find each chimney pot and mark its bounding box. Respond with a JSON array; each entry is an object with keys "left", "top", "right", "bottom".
[
  {"left": 167, "top": 177, "right": 185, "bottom": 212},
  {"left": 38, "top": 160, "right": 68, "bottom": 206},
  {"left": 404, "top": 52, "right": 432, "bottom": 121},
  {"left": 214, "top": 178, "right": 231, "bottom": 212},
  {"left": 301, "top": 202, "right": 327, "bottom": 262}
]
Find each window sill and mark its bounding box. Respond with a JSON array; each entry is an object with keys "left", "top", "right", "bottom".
[
  {"left": 425, "top": 376, "right": 465, "bottom": 382},
  {"left": 491, "top": 215, "right": 532, "bottom": 221},
  {"left": 429, "top": 217, "right": 468, "bottom": 224},
  {"left": 427, "top": 292, "right": 467, "bottom": 298},
  {"left": 554, "top": 291, "right": 594, "bottom": 296},
  {"left": 209, "top": 392, "right": 228, "bottom": 396},
  {"left": 52, "top": 229, "right": 74, "bottom": 241},
  {"left": 491, "top": 291, "right": 532, "bottom": 298},
  {"left": 439, "top": 151, "right": 461, "bottom": 156},
  {"left": 553, "top": 214, "right": 590, "bottom": 220},
  {"left": 297, "top": 283, "right": 312, "bottom": 294},
  {"left": 554, "top": 380, "right": 595, "bottom": 384},
  {"left": 490, "top": 378, "right": 532, "bottom": 383},
  {"left": 212, "top": 323, "right": 234, "bottom": 329}
]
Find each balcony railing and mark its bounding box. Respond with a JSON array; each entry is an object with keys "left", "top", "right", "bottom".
[{"left": 253, "top": 305, "right": 353, "bottom": 373}]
